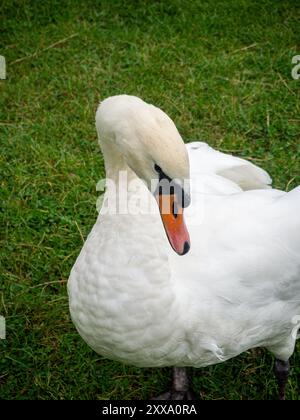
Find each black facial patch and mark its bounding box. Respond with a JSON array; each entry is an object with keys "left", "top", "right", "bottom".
[{"left": 154, "top": 164, "right": 190, "bottom": 208}]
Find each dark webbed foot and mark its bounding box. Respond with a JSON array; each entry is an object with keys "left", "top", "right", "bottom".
[
  {"left": 274, "top": 359, "right": 290, "bottom": 400},
  {"left": 152, "top": 367, "right": 196, "bottom": 400}
]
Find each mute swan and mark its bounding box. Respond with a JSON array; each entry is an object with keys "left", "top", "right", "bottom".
[{"left": 68, "top": 95, "right": 300, "bottom": 400}]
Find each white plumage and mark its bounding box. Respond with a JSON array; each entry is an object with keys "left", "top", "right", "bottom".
[{"left": 68, "top": 95, "right": 300, "bottom": 371}]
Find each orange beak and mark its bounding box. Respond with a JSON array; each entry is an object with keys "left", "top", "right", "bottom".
[{"left": 155, "top": 193, "right": 191, "bottom": 255}]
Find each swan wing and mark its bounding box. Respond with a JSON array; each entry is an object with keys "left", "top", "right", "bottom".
[{"left": 186, "top": 141, "right": 272, "bottom": 191}]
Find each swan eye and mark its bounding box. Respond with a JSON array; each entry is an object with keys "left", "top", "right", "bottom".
[
  {"left": 154, "top": 164, "right": 171, "bottom": 182},
  {"left": 154, "top": 163, "right": 190, "bottom": 208},
  {"left": 154, "top": 164, "right": 162, "bottom": 174}
]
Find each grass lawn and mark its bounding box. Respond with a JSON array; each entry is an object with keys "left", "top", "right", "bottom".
[{"left": 1, "top": 0, "right": 299, "bottom": 400}]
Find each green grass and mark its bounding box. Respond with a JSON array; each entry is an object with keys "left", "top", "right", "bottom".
[{"left": 1, "top": 0, "right": 300, "bottom": 400}]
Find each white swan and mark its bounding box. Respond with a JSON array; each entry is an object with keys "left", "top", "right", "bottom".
[{"left": 68, "top": 95, "right": 300, "bottom": 399}]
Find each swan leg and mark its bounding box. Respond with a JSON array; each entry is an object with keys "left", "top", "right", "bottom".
[
  {"left": 152, "top": 367, "right": 195, "bottom": 400},
  {"left": 274, "top": 359, "right": 290, "bottom": 400}
]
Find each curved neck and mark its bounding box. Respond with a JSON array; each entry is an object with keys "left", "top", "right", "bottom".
[
  {"left": 100, "top": 141, "right": 129, "bottom": 182},
  {"left": 99, "top": 141, "right": 148, "bottom": 216}
]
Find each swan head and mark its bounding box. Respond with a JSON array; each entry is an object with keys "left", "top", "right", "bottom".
[{"left": 96, "top": 95, "right": 191, "bottom": 256}]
